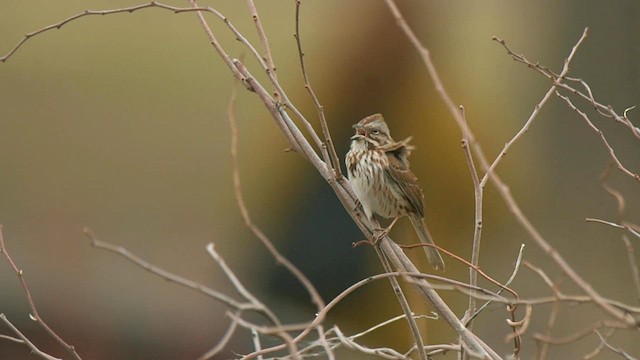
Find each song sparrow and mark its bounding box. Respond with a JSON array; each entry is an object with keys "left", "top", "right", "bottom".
[{"left": 346, "top": 114, "right": 445, "bottom": 270}]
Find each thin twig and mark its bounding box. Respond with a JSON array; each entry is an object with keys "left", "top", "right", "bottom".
[
  {"left": 621, "top": 235, "right": 640, "bottom": 302},
  {"left": 186, "top": 0, "right": 312, "bottom": 155},
  {"left": 466, "top": 244, "right": 526, "bottom": 324},
  {"left": 582, "top": 328, "right": 616, "bottom": 360},
  {"left": 480, "top": 28, "right": 589, "bottom": 188},
  {"left": 198, "top": 312, "right": 241, "bottom": 360},
  {"left": 0, "top": 2, "right": 216, "bottom": 63},
  {"left": 383, "top": 240, "right": 501, "bottom": 359},
  {"left": 226, "top": 77, "right": 332, "bottom": 358},
  {"left": 527, "top": 262, "right": 562, "bottom": 360},
  {"left": 586, "top": 218, "right": 640, "bottom": 239},
  {"left": 83, "top": 228, "right": 248, "bottom": 310},
  {"left": 375, "top": 244, "right": 428, "bottom": 360},
  {"left": 0, "top": 333, "right": 24, "bottom": 344},
  {"left": 459, "top": 105, "right": 483, "bottom": 345},
  {"left": 599, "top": 165, "right": 640, "bottom": 301},
  {"left": 386, "top": 2, "right": 637, "bottom": 327},
  {"left": 0, "top": 226, "right": 82, "bottom": 360},
  {"left": 251, "top": 328, "right": 264, "bottom": 360},
  {"left": 243, "top": 269, "right": 507, "bottom": 359},
  {"left": 352, "top": 313, "right": 437, "bottom": 340},
  {"left": 533, "top": 321, "right": 627, "bottom": 346},
  {"left": 237, "top": 2, "right": 329, "bottom": 156},
  {"left": 403, "top": 241, "right": 520, "bottom": 300},
  {"left": 13, "top": 2, "right": 500, "bottom": 358},
  {"left": 555, "top": 91, "right": 640, "bottom": 182},
  {"left": 0, "top": 314, "right": 61, "bottom": 360},
  {"left": 332, "top": 326, "right": 406, "bottom": 359},
  {"left": 205, "top": 244, "right": 282, "bottom": 329},
  {"left": 221, "top": 12, "right": 490, "bottom": 358},
  {"left": 246, "top": 0, "right": 278, "bottom": 85},
  {"left": 594, "top": 330, "right": 636, "bottom": 360},
  {"left": 227, "top": 61, "right": 326, "bottom": 316},
  {"left": 494, "top": 35, "right": 640, "bottom": 141},
  {"left": 294, "top": 0, "right": 342, "bottom": 180},
  {"left": 600, "top": 163, "right": 627, "bottom": 220},
  {"left": 206, "top": 243, "right": 298, "bottom": 358},
  {"left": 396, "top": 14, "right": 633, "bottom": 326},
  {"left": 293, "top": 314, "right": 445, "bottom": 359}
]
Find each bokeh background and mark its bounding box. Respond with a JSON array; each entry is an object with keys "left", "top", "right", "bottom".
[{"left": 1, "top": 0, "right": 639, "bottom": 359}]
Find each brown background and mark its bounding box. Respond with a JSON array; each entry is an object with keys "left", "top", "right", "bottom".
[{"left": 1, "top": 1, "right": 639, "bottom": 359}]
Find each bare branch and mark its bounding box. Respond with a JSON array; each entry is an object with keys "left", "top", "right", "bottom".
[
  {"left": 0, "top": 333, "right": 24, "bottom": 345},
  {"left": 582, "top": 328, "right": 616, "bottom": 360},
  {"left": 599, "top": 166, "right": 640, "bottom": 301},
  {"left": 198, "top": 312, "right": 240, "bottom": 360},
  {"left": 621, "top": 234, "right": 640, "bottom": 301},
  {"left": 533, "top": 320, "right": 628, "bottom": 346},
  {"left": 528, "top": 262, "right": 561, "bottom": 360},
  {"left": 242, "top": 269, "right": 508, "bottom": 359},
  {"left": 0, "top": 314, "right": 61, "bottom": 360},
  {"left": 294, "top": 0, "right": 343, "bottom": 180},
  {"left": 378, "top": 241, "right": 502, "bottom": 359},
  {"left": 494, "top": 30, "right": 640, "bottom": 141},
  {"left": 332, "top": 326, "right": 406, "bottom": 359},
  {"left": 375, "top": 245, "right": 428, "bottom": 360},
  {"left": 594, "top": 330, "right": 636, "bottom": 360},
  {"left": 83, "top": 228, "right": 247, "bottom": 310},
  {"left": 385, "top": 0, "right": 638, "bottom": 339},
  {"left": 403, "top": 240, "right": 520, "bottom": 300},
  {"left": 245, "top": 0, "right": 278, "bottom": 83},
  {"left": 251, "top": 328, "right": 264, "bottom": 360},
  {"left": 586, "top": 218, "right": 640, "bottom": 239},
  {"left": 459, "top": 105, "right": 483, "bottom": 338},
  {"left": 0, "top": 226, "right": 82, "bottom": 359},
  {"left": 481, "top": 28, "right": 589, "bottom": 188},
  {"left": 9, "top": 2, "right": 639, "bottom": 359},
  {"left": 0, "top": 2, "right": 215, "bottom": 63},
  {"left": 226, "top": 76, "right": 332, "bottom": 358},
  {"left": 466, "top": 244, "right": 526, "bottom": 325},
  {"left": 477, "top": 30, "right": 637, "bottom": 326},
  {"left": 555, "top": 91, "right": 640, "bottom": 182}
]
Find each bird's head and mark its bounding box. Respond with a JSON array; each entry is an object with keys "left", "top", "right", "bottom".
[{"left": 351, "top": 113, "right": 392, "bottom": 147}]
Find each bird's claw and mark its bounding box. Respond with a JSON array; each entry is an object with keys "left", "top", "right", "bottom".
[{"left": 372, "top": 227, "right": 390, "bottom": 245}]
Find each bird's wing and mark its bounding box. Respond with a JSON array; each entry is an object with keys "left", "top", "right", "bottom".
[{"left": 384, "top": 148, "right": 425, "bottom": 217}]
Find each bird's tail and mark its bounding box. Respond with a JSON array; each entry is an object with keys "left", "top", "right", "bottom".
[{"left": 408, "top": 214, "right": 445, "bottom": 271}]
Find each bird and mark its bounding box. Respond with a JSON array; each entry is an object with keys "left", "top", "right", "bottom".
[{"left": 345, "top": 113, "right": 445, "bottom": 270}]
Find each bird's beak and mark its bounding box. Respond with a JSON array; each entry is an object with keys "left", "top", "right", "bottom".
[{"left": 351, "top": 124, "right": 366, "bottom": 139}]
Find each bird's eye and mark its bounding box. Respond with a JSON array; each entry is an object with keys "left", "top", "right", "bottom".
[{"left": 371, "top": 130, "right": 380, "bottom": 135}]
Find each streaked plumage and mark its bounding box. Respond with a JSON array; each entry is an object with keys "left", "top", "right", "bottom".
[{"left": 346, "top": 114, "right": 445, "bottom": 270}]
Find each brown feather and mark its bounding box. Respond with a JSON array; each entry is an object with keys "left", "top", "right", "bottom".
[
  {"left": 383, "top": 148, "right": 425, "bottom": 217},
  {"left": 347, "top": 114, "right": 445, "bottom": 270}
]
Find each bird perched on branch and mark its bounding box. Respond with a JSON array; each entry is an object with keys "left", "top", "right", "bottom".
[{"left": 346, "top": 113, "right": 445, "bottom": 270}]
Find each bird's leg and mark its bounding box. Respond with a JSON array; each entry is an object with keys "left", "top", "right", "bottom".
[{"left": 372, "top": 216, "right": 401, "bottom": 244}]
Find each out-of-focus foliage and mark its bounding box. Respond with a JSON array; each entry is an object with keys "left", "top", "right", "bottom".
[{"left": 0, "top": 1, "right": 638, "bottom": 358}]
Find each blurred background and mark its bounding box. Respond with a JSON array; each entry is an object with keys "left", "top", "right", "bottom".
[{"left": 1, "top": 0, "right": 639, "bottom": 359}]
